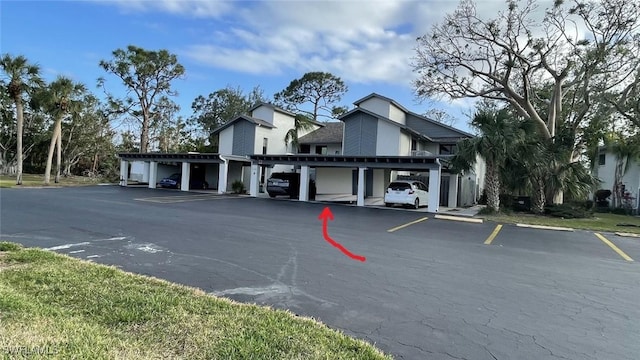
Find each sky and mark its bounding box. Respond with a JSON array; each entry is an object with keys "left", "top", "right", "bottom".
[{"left": 1, "top": 0, "right": 483, "bottom": 131}]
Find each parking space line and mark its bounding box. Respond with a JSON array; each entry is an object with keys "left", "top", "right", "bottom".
[
  {"left": 135, "top": 194, "right": 235, "bottom": 203},
  {"left": 595, "top": 233, "right": 634, "bottom": 262},
  {"left": 484, "top": 224, "right": 503, "bottom": 245},
  {"left": 387, "top": 217, "right": 429, "bottom": 233}
]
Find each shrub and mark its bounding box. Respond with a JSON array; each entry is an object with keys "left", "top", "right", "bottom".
[
  {"left": 611, "top": 207, "right": 632, "bottom": 216},
  {"left": 544, "top": 203, "right": 593, "bottom": 219},
  {"left": 595, "top": 189, "right": 612, "bottom": 208},
  {"left": 231, "top": 180, "right": 246, "bottom": 194},
  {"left": 0, "top": 242, "right": 23, "bottom": 252}
]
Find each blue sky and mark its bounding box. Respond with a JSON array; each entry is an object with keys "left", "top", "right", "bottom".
[{"left": 1, "top": 0, "right": 478, "bottom": 131}]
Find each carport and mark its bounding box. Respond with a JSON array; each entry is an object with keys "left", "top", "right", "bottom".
[
  {"left": 117, "top": 153, "right": 251, "bottom": 194},
  {"left": 248, "top": 155, "right": 454, "bottom": 213}
]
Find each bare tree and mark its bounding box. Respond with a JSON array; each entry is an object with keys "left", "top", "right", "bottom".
[{"left": 414, "top": 0, "right": 640, "bottom": 204}]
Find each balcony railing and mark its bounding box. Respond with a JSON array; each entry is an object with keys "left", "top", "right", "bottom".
[{"left": 411, "top": 150, "right": 433, "bottom": 157}]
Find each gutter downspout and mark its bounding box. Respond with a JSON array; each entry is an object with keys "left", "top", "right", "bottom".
[{"left": 218, "top": 154, "right": 229, "bottom": 194}]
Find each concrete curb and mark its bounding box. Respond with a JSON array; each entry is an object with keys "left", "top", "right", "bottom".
[
  {"left": 615, "top": 232, "right": 640, "bottom": 238},
  {"left": 434, "top": 214, "right": 483, "bottom": 224},
  {"left": 516, "top": 223, "right": 574, "bottom": 232}
]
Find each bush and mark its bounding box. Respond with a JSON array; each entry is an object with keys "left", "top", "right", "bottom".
[
  {"left": 611, "top": 207, "right": 632, "bottom": 216},
  {"left": 544, "top": 203, "right": 593, "bottom": 219},
  {"left": 478, "top": 189, "right": 487, "bottom": 205},
  {"left": 595, "top": 189, "right": 612, "bottom": 208},
  {"left": 0, "top": 242, "right": 23, "bottom": 252},
  {"left": 231, "top": 180, "right": 245, "bottom": 194}
]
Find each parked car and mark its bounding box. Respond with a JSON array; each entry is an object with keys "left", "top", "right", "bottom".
[
  {"left": 158, "top": 173, "right": 209, "bottom": 189},
  {"left": 384, "top": 180, "right": 429, "bottom": 209},
  {"left": 267, "top": 172, "right": 316, "bottom": 199}
]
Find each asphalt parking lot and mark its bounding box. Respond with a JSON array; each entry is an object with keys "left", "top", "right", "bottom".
[{"left": 1, "top": 186, "right": 639, "bottom": 359}]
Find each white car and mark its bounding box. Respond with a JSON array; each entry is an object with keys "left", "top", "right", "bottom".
[{"left": 384, "top": 180, "right": 429, "bottom": 209}]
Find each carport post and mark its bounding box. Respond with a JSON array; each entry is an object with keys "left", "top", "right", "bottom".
[
  {"left": 148, "top": 161, "right": 157, "bottom": 189},
  {"left": 119, "top": 159, "right": 128, "bottom": 186},
  {"left": 143, "top": 162, "right": 150, "bottom": 183},
  {"left": 180, "top": 162, "right": 190, "bottom": 191},
  {"left": 428, "top": 164, "right": 441, "bottom": 213},
  {"left": 218, "top": 158, "right": 228, "bottom": 194},
  {"left": 357, "top": 167, "right": 366, "bottom": 206},
  {"left": 299, "top": 165, "right": 310, "bottom": 201},
  {"left": 448, "top": 174, "right": 458, "bottom": 208},
  {"left": 249, "top": 163, "right": 259, "bottom": 197}
]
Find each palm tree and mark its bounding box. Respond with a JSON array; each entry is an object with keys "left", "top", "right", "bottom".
[
  {"left": 40, "top": 76, "right": 86, "bottom": 185},
  {"left": 451, "top": 109, "right": 522, "bottom": 213},
  {"left": 284, "top": 113, "right": 316, "bottom": 153},
  {"left": 0, "top": 54, "right": 43, "bottom": 185}
]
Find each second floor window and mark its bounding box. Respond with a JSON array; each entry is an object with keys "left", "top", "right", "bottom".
[
  {"left": 439, "top": 144, "right": 457, "bottom": 155},
  {"left": 316, "top": 145, "right": 328, "bottom": 155},
  {"left": 262, "top": 138, "right": 268, "bottom": 154}
]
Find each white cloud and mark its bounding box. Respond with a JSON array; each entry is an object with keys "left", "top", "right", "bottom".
[
  {"left": 180, "top": 1, "right": 429, "bottom": 85},
  {"left": 92, "top": 0, "right": 233, "bottom": 18}
]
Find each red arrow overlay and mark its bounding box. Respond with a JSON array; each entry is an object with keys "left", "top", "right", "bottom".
[{"left": 318, "top": 207, "right": 366, "bottom": 262}]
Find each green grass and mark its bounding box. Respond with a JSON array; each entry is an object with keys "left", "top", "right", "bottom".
[
  {"left": 0, "top": 243, "right": 390, "bottom": 359},
  {"left": 481, "top": 212, "right": 640, "bottom": 234},
  {"left": 0, "top": 174, "right": 104, "bottom": 188}
]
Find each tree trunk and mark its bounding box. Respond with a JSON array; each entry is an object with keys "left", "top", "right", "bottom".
[
  {"left": 140, "top": 110, "right": 150, "bottom": 153},
  {"left": 484, "top": 162, "right": 501, "bottom": 212},
  {"left": 15, "top": 98, "right": 24, "bottom": 185},
  {"left": 531, "top": 179, "right": 546, "bottom": 214},
  {"left": 92, "top": 153, "right": 98, "bottom": 173},
  {"left": 44, "top": 116, "right": 62, "bottom": 185},
  {"left": 55, "top": 125, "right": 62, "bottom": 183}
]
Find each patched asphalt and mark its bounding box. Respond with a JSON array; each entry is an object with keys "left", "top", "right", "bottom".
[{"left": 1, "top": 186, "right": 639, "bottom": 359}]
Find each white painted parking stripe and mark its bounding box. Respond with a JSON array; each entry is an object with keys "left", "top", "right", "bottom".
[{"left": 43, "top": 242, "right": 90, "bottom": 251}]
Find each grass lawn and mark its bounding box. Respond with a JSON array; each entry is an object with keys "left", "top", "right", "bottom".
[
  {"left": 0, "top": 243, "right": 389, "bottom": 360},
  {"left": 0, "top": 174, "right": 105, "bottom": 188},
  {"left": 481, "top": 212, "right": 640, "bottom": 234}
]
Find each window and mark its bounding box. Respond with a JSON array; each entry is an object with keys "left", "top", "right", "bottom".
[
  {"left": 299, "top": 144, "right": 311, "bottom": 154},
  {"left": 411, "top": 139, "right": 417, "bottom": 151},
  {"left": 439, "top": 144, "right": 457, "bottom": 155},
  {"left": 262, "top": 138, "right": 268, "bottom": 155},
  {"left": 598, "top": 153, "right": 606, "bottom": 166},
  {"left": 315, "top": 145, "right": 327, "bottom": 155}
]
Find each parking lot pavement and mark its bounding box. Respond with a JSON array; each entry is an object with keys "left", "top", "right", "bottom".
[
  {"left": 603, "top": 232, "right": 640, "bottom": 261},
  {"left": 2, "top": 186, "right": 640, "bottom": 360},
  {"left": 490, "top": 224, "right": 635, "bottom": 262}
]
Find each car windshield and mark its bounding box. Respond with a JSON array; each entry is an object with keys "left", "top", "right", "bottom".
[
  {"left": 168, "top": 174, "right": 180, "bottom": 180},
  {"left": 388, "top": 182, "right": 411, "bottom": 191}
]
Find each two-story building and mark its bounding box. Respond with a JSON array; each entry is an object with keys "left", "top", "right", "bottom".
[{"left": 119, "top": 93, "right": 484, "bottom": 213}]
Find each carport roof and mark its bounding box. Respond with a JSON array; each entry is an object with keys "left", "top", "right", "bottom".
[
  {"left": 118, "top": 152, "right": 225, "bottom": 163},
  {"left": 250, "top": 154, "right": 452, "bottom": 170}
]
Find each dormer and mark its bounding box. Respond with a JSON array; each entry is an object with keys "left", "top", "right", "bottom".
[{"left": 353, "top": 93, "right": 407, "bottom": 125}]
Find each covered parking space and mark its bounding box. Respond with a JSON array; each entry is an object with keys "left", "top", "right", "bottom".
[
  {"left": 117, "top": 153, "right": 251, "bottom": 194},
  {"left": 248, "top": 155, "right": 456, "bottom": 213}
]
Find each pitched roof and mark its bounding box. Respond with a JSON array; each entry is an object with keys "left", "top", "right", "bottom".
[
  {"left": 299, "top": 122, "right": 344, "bottom": 144},
  {"left": 352, "top": 93, "right": 411, "bottom": 113},
  {"left": 406, "top": 110, "right": 474, "bottom": 138},
  {"left": 352, "top": 92, "right": 473, "bottom": 139},
  {"left": 211, "top": 115, "right": 275, "bottom": 135}
]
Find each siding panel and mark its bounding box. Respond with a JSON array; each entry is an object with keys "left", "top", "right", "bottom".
[
  {"left": 232, "top": 120, "right": 256, "bottom": 156},
  {"left": 343, "top": 113, "right": 378, "bottom": 155}
]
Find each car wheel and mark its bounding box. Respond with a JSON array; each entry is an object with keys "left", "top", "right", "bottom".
[
  {"left": 269, "top": 193, "right": 276, "bottom": 198},
  {"left": 385, "top": 203, "right": 392, "bottom": 207},
  {"left": 414, "top": 199, "right": 419, "bottom": 209}
]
